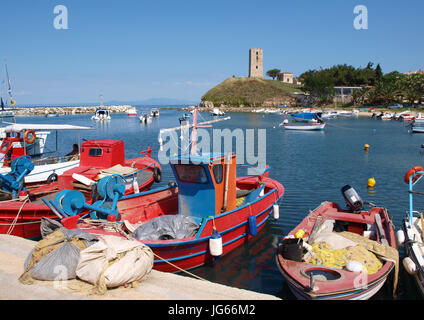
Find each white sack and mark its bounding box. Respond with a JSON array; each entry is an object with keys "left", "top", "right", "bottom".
[{"left": 76, "top": 235, "right": 154, "bottom": 291}]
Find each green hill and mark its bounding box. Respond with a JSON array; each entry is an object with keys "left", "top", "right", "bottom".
[{"left": 201, "top": 77, "right": 303, "bottom": 107}]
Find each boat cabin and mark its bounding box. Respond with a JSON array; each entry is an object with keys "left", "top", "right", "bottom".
[
  {"left": 170, "top": 152, "right": 237, "bottom": 219},
  {"left": 58, "top": 139, "right": 126, "bottom": 190}
]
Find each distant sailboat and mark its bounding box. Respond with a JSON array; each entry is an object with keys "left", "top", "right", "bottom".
[{"left": 0, "top": 60, "right": 16, "bottom": 118}]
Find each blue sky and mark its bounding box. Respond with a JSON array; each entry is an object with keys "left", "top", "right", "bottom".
[{"left": 0, "top": 0, "right": 423, "bottom": 105}]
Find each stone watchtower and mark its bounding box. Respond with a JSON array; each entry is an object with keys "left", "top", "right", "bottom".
[{"left": 249, "top": 48, "right": 263, "bottom": 78}]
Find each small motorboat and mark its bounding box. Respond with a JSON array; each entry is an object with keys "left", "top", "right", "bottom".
[
  {"left": 150, "top": 108, "right": 159, "bottom": 117},
  {"left": 380, "top": 112, "right": 394, "bottom": 120},
  {"left": 211, "top": 108, "right": 225, "bottom": 116},
  {"left": 397, "top": 166, "right": 424, "bottom": 297},
  {"left": 320, "top": 111, "right": 338, "bottom": 119},
  {"left": 126, "top": 107, "right": 138, "bottom": 116},
  {"left": 413, "top": 113, "right": 424, "bottom": 124},
  {"left": 139, "top": 113, "right": 152, "bottom": 124},
  {"left": 91, "top": 108, "right": 111, "bottom": 121},
  {"left": 275, "top": 185, "right": 398, "bottom": 300},
  {"left": 411, "top": 126, "right": 424, "bottom": 133},
  {"left": 45, "top": 113, "right": 60, "bottom": 118},
  {"left": 281, "top": 120, "right": 326, "bottom": 131}
]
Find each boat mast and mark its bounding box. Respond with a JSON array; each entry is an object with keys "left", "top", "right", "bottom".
[{"left": 158, "top": 106, "right": 230, "bottom": 155}]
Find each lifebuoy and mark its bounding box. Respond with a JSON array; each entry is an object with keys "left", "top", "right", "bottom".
[
  {"left": 153, "top": 167, "right": 162, "bottom": 183},
  {"left": 24, "top": 130, "right": 36, "bottom": 144},
  {"left": 404, "top": 166, "right": 424, "bottom": 184}
]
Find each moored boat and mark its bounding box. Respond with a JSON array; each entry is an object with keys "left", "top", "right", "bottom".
[
  {"left": 397, "top": 166, "right": 424, "bottom": 297},
  {"left": 92, "top": 108, "right": 111, "bottom": 121},
  {"left": 139, "top": 113, "right": 152, "bottom": 124},
  {"left": 126, "top": 107, "right": 138, "bottom": 116},
  {"left": 0, "top": 139, "right": 161, "bottom": 239},
  {"left": 291, "top": 112, "right": 319, "bottom": 123},
  {"left": 47, "top": 152, "right": 284, "bottom": 272},
  {"left": 0, "top": 123, "right": 92, "bottom": 184},
  {"left": 275, "top": 186, "right": 398, "bottom": 300},
  {"left": 45, "top": 106, "right": 284, "bottom": 272},
  {"left": 211, "top": 107, "right": 225, "bottom": 116},
  {"left": 150, "top": 108, "right": 159, "bottom": 117},
  {"left": 282, "top": 122, "right": 326, "bottom": 131}
]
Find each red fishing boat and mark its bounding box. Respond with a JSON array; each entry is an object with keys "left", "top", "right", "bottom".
[
  {"left": 0, "top": 139, "right": 161, "bottom": 239},
  {"left": 45, "top": 106, "right": 284, "bottom": 272},
  {"left": 275, "top": 186, "right": 398, "bottom": 300},
  {"left": 47, "top": 152, "right": 284, "bottom": 272}
]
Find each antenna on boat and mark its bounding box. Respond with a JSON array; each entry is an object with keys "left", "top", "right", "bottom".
[{"left": 158, "top": 106, "right": 231, "bottom": 155}]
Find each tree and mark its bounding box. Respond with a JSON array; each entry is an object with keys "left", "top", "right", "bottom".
[
  {"left": 301, "top": 69, "right": 335, "bottom": 106},
  {"left": 266, "top": 69, "right": 281, "bottom": 80},
  {"left": 375, "top": 64, "right": 383, "bottom": 82}
]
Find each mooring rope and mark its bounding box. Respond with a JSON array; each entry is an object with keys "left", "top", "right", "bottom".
[{"left": 6, "top": 197, "right": 30, "bottom": 235}]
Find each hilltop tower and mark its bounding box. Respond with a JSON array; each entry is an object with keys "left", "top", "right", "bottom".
[{"left": 249, "top": 48, "right": 263, "bottom": 78}]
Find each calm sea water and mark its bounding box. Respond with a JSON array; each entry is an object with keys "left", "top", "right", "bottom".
[{"left": 11, "top": 107, "right": 424, "bottom": 300}]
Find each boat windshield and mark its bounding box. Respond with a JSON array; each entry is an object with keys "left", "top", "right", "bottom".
[{"left": 174, "top": 164, "right": 208, "bottom": 184}]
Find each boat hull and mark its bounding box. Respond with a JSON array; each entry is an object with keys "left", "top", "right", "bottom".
[
  {"left": 283, "top": 123, "right": 325, "bottom": 131},
  {"left": 401, "top": 218, "right": 424, "bottom": 298},
  {"left": 275, "top": 201, "right": 397, "bottom": 300},
  {"left": 76, "top": 176, "right": 284, "bottom": 272}
]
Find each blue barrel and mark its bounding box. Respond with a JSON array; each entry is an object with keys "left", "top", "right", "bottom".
[{"left": 248, "top": 215, "right": 257, "bottom": 236}]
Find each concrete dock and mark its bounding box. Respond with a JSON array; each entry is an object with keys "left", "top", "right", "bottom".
[{"left": 0, "top": 235, "right": 280, "bottom": 300}]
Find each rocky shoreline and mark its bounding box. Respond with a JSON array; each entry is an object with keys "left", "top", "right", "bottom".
[{"left": 10, "top": 105, "right": 134, "bottom": 116}]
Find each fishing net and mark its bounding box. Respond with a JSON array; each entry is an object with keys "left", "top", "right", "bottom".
[
  {"left": 19, "top": 218, "right": 98, "bottom": 284},
  {"left": 307, "top": 242, "right": 382, "bottom": 274}
]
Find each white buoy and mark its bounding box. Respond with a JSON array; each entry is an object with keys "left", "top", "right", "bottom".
[
  {"left": 209, "top": 229, "right": 223, "bottom": 257},
  {"left": 346, "top": 260, "right": 364, "bottom": 273},
  {"left": 396, "top": 229, "right": 405, "bottom": 246},
  {"left": 403, "top": 257, "right": 418, "bottom": 275},
  {"left": 273, "top": 204, "right": 279, "bottom": 219}
]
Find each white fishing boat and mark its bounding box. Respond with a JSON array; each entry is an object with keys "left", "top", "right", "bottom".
[
  {"left": 381, "top": 112, "right": 394, "bottom": 120},
  {"left": 139, "top": 113, "right": 152, "bottom": 124},
  {"left": 413, "top": 113, "right": 424, "bottom": 124},
  {"left": 126, "top": 107, "right": 138, "bottom": 116},
  {"left": 150, "top": 108, "right": 159, "bottom": 117},
  {"left": 281, "top": 120, "right": 326, "bottom": 131},
  {"left": 320, "top": 111, "right": 338, "bottom": 119},
  {"left": 411, "top": 126, "right": 424, "bottom": 133},
  {"left": 211, "top": 107, "right": 225, "bottom": 116},
  {"left": 0, "top": 123, "right": 92, "bottom": 184},
  {"left": 91, "top": 108, "right": 111, "bottom": 121}
]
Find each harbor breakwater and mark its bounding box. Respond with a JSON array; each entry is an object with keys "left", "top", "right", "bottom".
[{"left": 11, "top": 105, "right": 134, "bottom": 116}]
